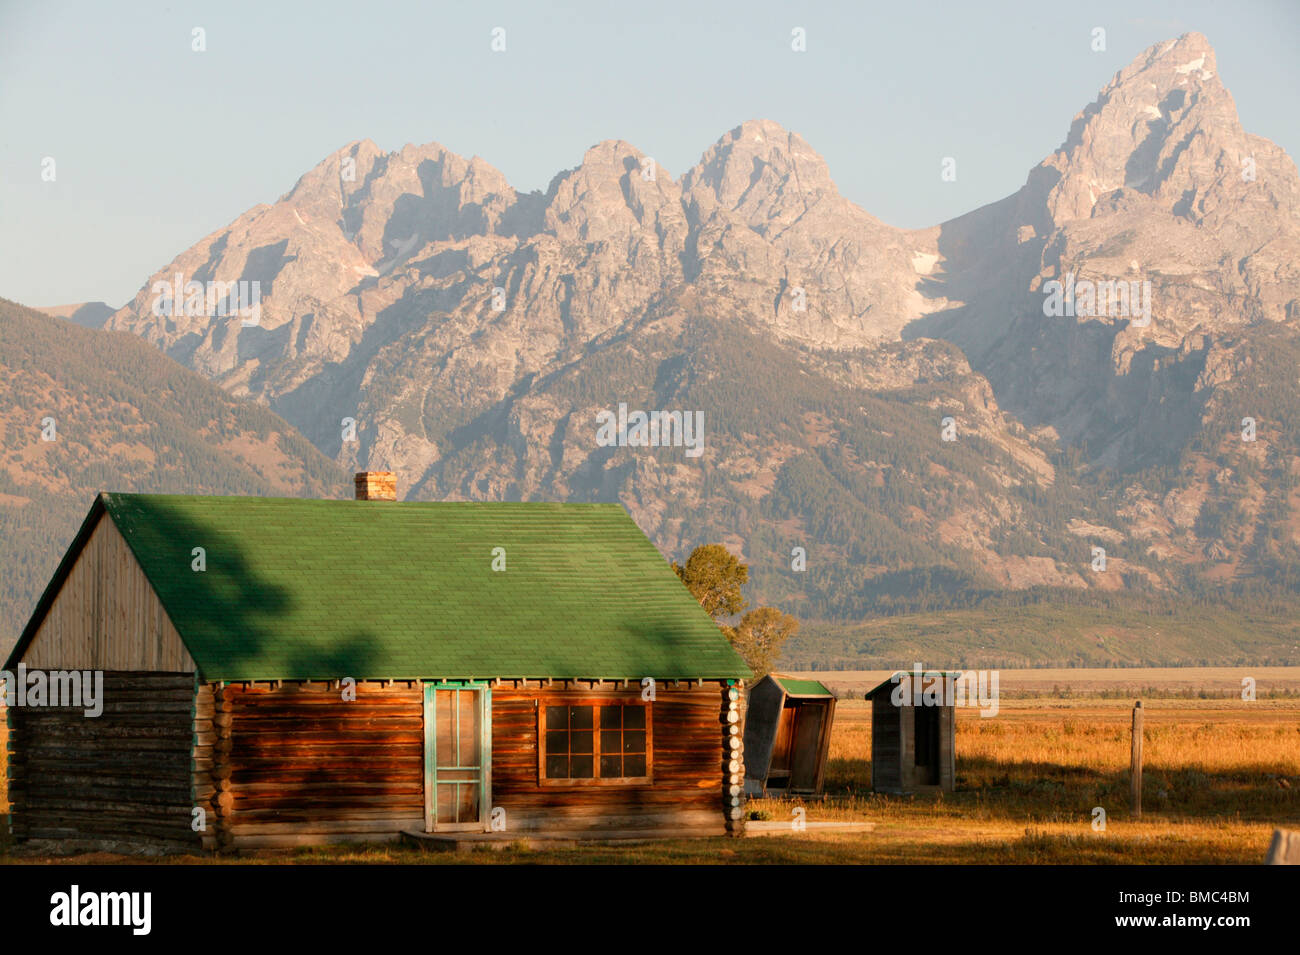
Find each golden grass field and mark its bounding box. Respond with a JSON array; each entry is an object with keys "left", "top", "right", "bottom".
[{"left": 2, "top": 667, "right": 1297, "bottom": 864}]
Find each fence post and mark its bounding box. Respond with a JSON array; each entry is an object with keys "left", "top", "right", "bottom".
[{"left": 1130, "top": 701, "right": 1143, "bottom": 819}]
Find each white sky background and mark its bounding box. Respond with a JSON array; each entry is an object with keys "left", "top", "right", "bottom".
[{"left": 1, "top": 0, "right": 1297, "bottom": 306}]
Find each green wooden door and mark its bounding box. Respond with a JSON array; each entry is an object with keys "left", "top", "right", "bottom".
[{"left": 424, "top": 683, "right": 492, "bottom": 832}]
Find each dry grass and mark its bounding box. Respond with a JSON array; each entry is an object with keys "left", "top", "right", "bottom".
[
  {"left": 796, "top": 666, "right": 1300, "bottom": 698},
  {"left": 793, "top": 697, "right": 1299, "bottom": 863},
  {"left": 1, "top": 680, "right": 1297, "bottom": 864}
]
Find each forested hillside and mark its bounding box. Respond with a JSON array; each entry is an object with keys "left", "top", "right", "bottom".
[{"left": 0, "top": 298, "right": 346, "bottom": 653}]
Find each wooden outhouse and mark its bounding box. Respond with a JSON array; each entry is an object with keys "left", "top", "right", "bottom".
[
  {"left": 3, "top": 474, "right": 752, "bottom": 851},
  {"left": 742, "top": 674, "right": 835, "bottom": 796},
  {"left": 867, "top": 671, "right": 957, "bottom": 793}
]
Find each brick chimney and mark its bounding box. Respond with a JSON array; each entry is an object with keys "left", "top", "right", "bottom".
[{"left": 354, "top": 471, "right": 397, "bottom": 502}]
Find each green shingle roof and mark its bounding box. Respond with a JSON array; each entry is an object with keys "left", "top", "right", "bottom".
[
  {"left": 773, "top": 676, "right": 833, "bottom": 697},
  {"left": 12, "top": 493, "right": 752, "bottom": 683}
]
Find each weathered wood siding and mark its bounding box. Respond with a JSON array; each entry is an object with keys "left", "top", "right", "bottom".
[
  {"left": 491, "top": 683, "right": 731, "bottom": 834},
  {"left": 807, "top": 698, "right": 836, "bottom": 793},
  {"left": 871, "top": 694, "right": 902, "bottom": 792},
  {"left": 19, "top": 514, "right": 194, "bottom": 671},
  {"left": 204, "top": 682, "right": 425, "bottom": 849},
  {"left": 6, "top": 671, "right": 200, "bottom": 851},
  {"left": 192, "top": 682, "right": 217, "bottom": 850},
  {"left": 939, "top": 703, "right": 956, "bottom": 791},
  {"left": 870, "top": 697, "right": 955, "bottom": 793},
  {"left": 741, "top": 677, "right": 784, "bottom": 795}
]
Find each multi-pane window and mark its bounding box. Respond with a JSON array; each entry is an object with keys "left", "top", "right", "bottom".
[{"left": 542, "top": 703, "right": 650, "bottom": 783}]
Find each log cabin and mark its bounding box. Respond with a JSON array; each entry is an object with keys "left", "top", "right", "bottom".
[
  {"left": 742, "top": 674, "right": 835, "bottom": 797},
  {"left": 3, "top": 473, "right": 752, "bottom": 852},
  {"left": 866, "top": 671, "right": 958, "bottom": 793}
]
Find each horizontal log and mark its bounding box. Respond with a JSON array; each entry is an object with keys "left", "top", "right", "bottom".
[
  {"left": 506, "top": 777, "right": 720, "bottom": 796},
  {"left": 230, "top": 691, "right": 420, "bottom": 705},
  {"left": 229, "top": 744, "right": 423, "bottom": 760},
  {"left": 497, "top": 808, "right": 725, "bottom": 831},
  {"left": 14, "top": 826, "right": 201, "bottom": 847},
  {"left": 8, "top": 688, "right": 198, "bottom": 704},
  {"left": 9, "top": 774, "right": 193, "bottom": 796},
  {"left": 16, "top": 799, "right": 197, "bottom": 818},
  {"left": 230, "top": 731, "right": 424, "bottom": 745},
  {"left": 9, "top": 752, "right": 193, "bottom": 771},
  {"left": 232, "top": 794, "right": 423, "bottom": 811},
  {"left": 231, "top": 713, "right": 423, "bottom": 727},
  {"left": 10, "top": 722, "right": 194, "bottom": 739},
  {"left": 14, "top": 784, "right": 195, "bottom": 806},
  {"left": 12, "top": 744, "right": 193, "bottom": 762},
  {"left": 228, "top": 764, "right": 421, "bottom": 779},
  {"left": 231, "top": 697, "right": 422, "bottom": 710},
  {"left": 11, "top": 820, "right": 198, "bottom": 838},
  {"left": 230, "top": 780, "right": 423, "bottom": 795},
  {"left": 224, "top": 818, "right": 424, "bottom": 835},
  {"left": 225, "top": 807, "right": 424, "bottom": 823},
  {"left": 224, "top": 831, "right": 405, "bottom": 849},
  {"left": 230, "top": 710, "right": 424, "bottom": 725}
]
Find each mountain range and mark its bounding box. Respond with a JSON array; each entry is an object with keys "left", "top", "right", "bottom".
[
  {"left": 9, "top": 32, "right": 1300, "bottom": 664},
  {"left": 0, "top": 297, "right": 346, "bottom": 655}
]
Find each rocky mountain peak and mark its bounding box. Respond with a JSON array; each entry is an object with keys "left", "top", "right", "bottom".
[
  {"left": 683, "top": 119, "right": 839, "bottom": 228},
  {"left": 281, "top": 139, "right": 385, "bottom": 222},
  {"left": 95, "top": 34, "right": 1300, "bottom": 623},
  {"left": 541, "top": 138, "right": 687, "bottom": 244},
  {"left": 1032, "top": 32, "right": 1254, "bottom": 226}
]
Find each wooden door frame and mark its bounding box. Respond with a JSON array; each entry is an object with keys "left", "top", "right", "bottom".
[
  {"left": 423, "top": 682, "right": 493, "bottom": 833},
  {"left": 788, "top": 699, "right": 835, "bottom": 793}
]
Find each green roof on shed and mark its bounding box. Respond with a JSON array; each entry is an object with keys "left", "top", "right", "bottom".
[
  {"left": 11, "top": 494, "right": 752, "bottom": 683},
  {"left": 773, "top": 676, "right": 833, "bottom": 697}
]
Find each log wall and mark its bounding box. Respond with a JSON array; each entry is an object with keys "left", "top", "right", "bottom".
[
  {"left": 208, "top": 681, "right": 425, "bottom": 849},
  {"left": 491, "top": 682, "right": 732, "bottom": 835},
  {"left": 6, "top": 671, "right": 201, "bottom": 852},
  {"left": 207, "top": 681, "right": 733, "bottom": 845}
]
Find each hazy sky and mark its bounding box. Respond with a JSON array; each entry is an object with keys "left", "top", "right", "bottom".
[{"left": 2, "top": 0, "right": 1297, "bottom": 307}]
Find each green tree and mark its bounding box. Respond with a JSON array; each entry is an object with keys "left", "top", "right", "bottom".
[
  {"left": 731, "top": 607, "right": 800, "bottom": 678},
  {"left": 672, "top": 544, "right": 748, "bottom": 620},
  {"left": 674, "top": 543, "right": 799, "bottom": 676}
]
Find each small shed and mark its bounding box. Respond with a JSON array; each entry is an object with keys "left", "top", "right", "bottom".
[
  {"left": 867, "top": 671, "right": 958, "bottom": 793},
  {"left": 742, "top": 674, "right": 836, "bottom": 796}
]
